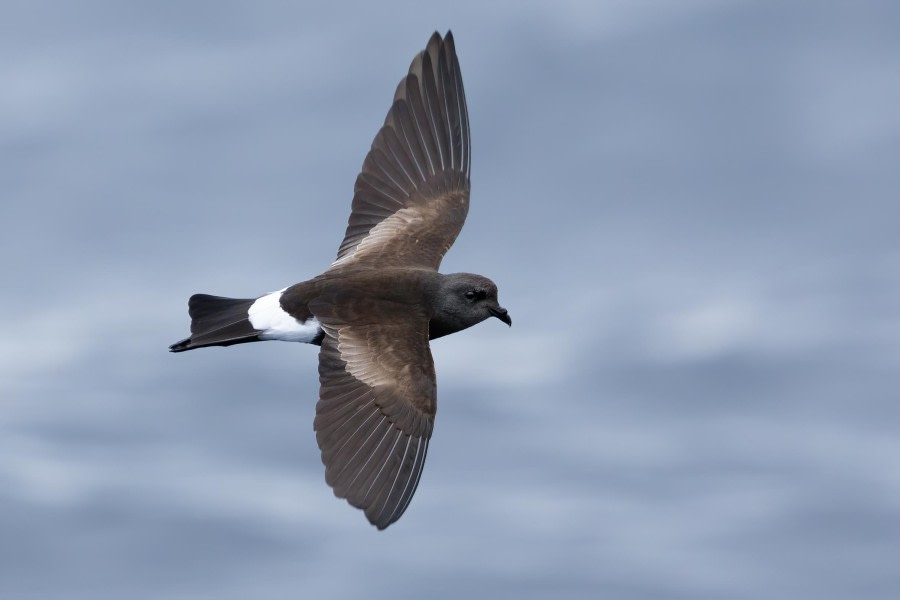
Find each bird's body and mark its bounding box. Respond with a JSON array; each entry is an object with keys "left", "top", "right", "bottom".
[{"left": 170, "top": 31, "right": 509, "bottom": 529}]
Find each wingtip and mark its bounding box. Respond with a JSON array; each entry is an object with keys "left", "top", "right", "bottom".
[{"left": 427, "top": 30, "right": 457, "bottom": 55}]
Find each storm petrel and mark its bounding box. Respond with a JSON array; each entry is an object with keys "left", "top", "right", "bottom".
[{"left": 170, "top": 31, "right": 510, "bottom": 529}]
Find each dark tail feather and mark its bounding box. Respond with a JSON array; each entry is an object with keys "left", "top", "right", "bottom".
[{"left": 169, "top": 294, "right": 261, "bottom": 352}]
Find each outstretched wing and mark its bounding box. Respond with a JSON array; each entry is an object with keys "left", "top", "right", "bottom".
[
  {"left": 331, "top": 31, "right": 470, "bottom": 271},
  {"left": 311, "top": 297, "right": 436, "bottom": 529}
]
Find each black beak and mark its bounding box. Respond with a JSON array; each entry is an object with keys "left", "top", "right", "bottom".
[{"left": 489, "top": 306, "right": 512, "bottom": 327}]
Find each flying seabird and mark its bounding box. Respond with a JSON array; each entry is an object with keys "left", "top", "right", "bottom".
[{"left": 170, "top": 31, "right": 510, "bottom": 529}]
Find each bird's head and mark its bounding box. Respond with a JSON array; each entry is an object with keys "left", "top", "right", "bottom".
[{"left": 432, "top": 273, "right": 511, "bottom": 338}]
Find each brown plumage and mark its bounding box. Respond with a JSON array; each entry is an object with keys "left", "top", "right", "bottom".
[{"left": 170, "top": 31, "right": 510, "bottom": 529}]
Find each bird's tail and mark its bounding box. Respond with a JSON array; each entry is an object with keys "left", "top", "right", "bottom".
[{"left": 169, "top": 294, "right": 261, "bottom": 352}]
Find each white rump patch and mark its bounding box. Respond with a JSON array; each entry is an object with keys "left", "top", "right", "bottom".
[{"left": 248, "top": 288, "right": 321, "bottom": 343}]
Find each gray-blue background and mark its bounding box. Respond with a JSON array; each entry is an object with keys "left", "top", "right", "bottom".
[{"left": 3, "top": 1, "right": 899, "bottom": 598}]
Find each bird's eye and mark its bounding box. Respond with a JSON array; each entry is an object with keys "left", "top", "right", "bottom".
[{"left": 464, "top": 291, "right": 476, "bottom": 300}]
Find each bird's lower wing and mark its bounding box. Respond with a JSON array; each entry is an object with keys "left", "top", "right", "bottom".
[{"left": 311, "top": 300, "right": 436, "bottom": 529}]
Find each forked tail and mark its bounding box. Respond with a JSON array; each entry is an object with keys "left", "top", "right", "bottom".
[{"left": 169, "top": 294, "right": 261, "bottom": 352}]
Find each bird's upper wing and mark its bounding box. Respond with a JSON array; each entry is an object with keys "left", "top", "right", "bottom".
[
  {"left": 331, "top": 31, "right": 470, "bottom": 271},
  {"left": 310, "top": 295, "right": 436, "bottom": 529}
]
